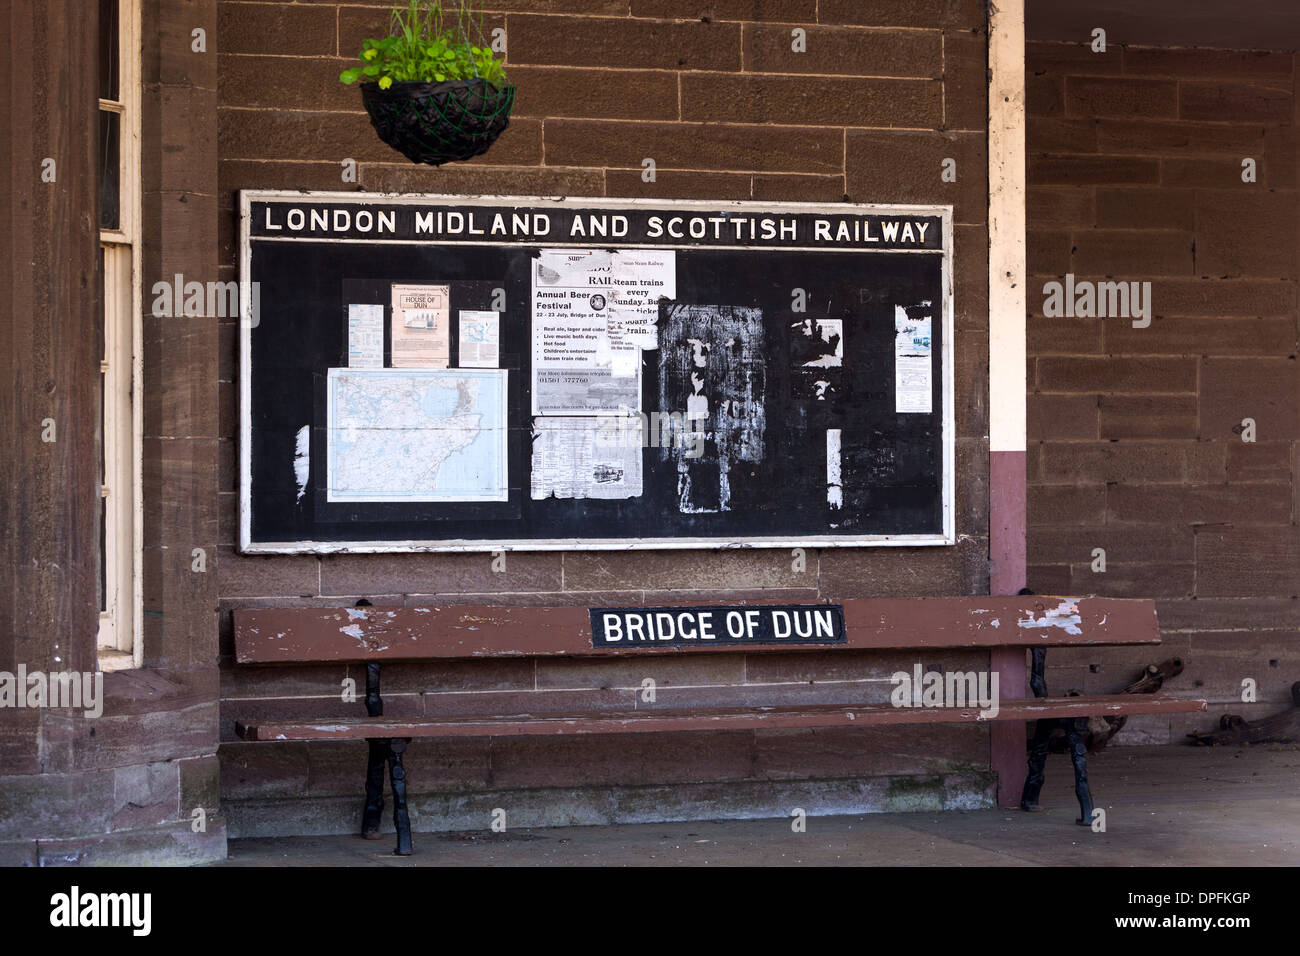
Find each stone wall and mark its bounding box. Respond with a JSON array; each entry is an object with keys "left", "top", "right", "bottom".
[{"left": 1025, "top": 41, "right": 1300, "bottom": 743}]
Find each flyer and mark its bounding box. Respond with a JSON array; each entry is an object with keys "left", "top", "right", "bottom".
[
  {"left": 530, "top": 416, "right": 643, "bottom": 500},
  {"left": 894, "top": 304, "right": 933, "bottom": 414},
  {"left": 458, "top": 309, "right": 499, "bottom": 368},
  {"left": 346, "top": 303, "right": 383, "bottom": 368},
  {"left": 390, "top": 283, "right": 450, "bottom": 368},
  {"left": 531, "top": 249, "right": 639, "bottom": 415},
  {"left": 604, "top": 249, "right": 676, "bottom": 356}
]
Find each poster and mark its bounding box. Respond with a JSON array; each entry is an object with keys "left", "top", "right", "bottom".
[
  {"left": 530, "top": 416, "right": 643, "bottom": 500},
  {"left": 347, "top": 303, "right": 383, "bottom": 368},
  {"left": 458, "top": 309, "right": 499, "bottom": 368},
  {"left": 894, "top": 304, "right": 932, "bottom": 414},
  {"left": 390, "top": 283, "right": 450, "bottom": 368},
  {"left": 326, "top": 367, "right": 508, "bottom": 502},
  {"left": 531, "top": 249, "right": 639, "bottom": 415},
  {"left": 602, "top": 250, "right": 677, "bottom": 372}
]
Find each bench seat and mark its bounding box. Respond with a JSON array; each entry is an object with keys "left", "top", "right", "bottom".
[
  {"left": 230, "top": 595, "right": 1206, "bottom": 854},
  {"left": 236, "top": 693, "right": 1204, "bottom": 741}
]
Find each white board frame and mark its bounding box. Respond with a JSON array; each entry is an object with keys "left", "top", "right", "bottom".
[{"left": 239, "top": 190, "right": 956, "bottom": 554}]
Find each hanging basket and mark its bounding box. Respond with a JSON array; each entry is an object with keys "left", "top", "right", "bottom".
[{"left": 360, "top": 78, "right": 516, "bottom": 166}]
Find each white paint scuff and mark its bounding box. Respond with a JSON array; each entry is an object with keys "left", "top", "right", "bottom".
[{"left": 1017, "top": 600, "right": 1082, "bottom": 636}]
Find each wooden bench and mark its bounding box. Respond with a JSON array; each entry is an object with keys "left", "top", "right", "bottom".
[{"left": 231, "top": 596, "right": 1206, "bottom": 855}]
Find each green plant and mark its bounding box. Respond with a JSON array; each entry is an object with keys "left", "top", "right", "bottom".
[{"left": 339, "top": 0, "right": 507, "bottom": 90}]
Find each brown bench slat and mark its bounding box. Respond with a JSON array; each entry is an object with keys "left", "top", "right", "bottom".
[
  {"left": 235, "top": 693, "right": 1205, "bottom": 741},
  {"left": 233, "top": 596, "right": 1160, "bottom": 663}
]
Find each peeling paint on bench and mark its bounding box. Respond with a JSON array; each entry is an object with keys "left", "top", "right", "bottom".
[{"left": 1017, "top": 600, "right": 1083, "bottom": 636}]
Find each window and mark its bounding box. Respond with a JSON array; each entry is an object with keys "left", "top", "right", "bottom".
[{"left": 97, "top": 0, "right": 141, "bottom": 670}]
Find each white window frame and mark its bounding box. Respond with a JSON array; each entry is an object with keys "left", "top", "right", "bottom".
[{"left": 97, "top": 0, "right": 143, "bottom": 671}]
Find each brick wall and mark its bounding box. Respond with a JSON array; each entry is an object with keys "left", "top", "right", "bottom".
[
  {"left": 215, "top": 0, "right": 993, "bottom": 834},
  {"left": 1026, "top": 42, "right": 1300, "bottom": 743}
]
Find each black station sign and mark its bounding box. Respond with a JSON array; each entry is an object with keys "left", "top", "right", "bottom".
[
  {"left": 590, "top": 604, "right": 847, "bottom": 648},
  {"left": 249, "top": 199, "right": 943, "bottom": 251}
]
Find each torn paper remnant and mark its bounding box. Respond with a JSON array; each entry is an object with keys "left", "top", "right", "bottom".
[
  {"left": 826, "top": 428, "right": 842, "bottom": 510},
  {"left": 792, "top": 318, "right": 843, "bottom": 368},
  {"left": 530, "top": 416, "right": 643, "bottom": 500},
  {"left": 293, "top": 425, "right": 310, "bottom": 502},
  {"left": 659, "top": 304, "right": 765, "bottom": 514}
]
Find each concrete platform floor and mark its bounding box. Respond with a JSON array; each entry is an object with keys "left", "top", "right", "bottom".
[{"left": 218, "top": 745, "right": 1299, "bottom": 866}]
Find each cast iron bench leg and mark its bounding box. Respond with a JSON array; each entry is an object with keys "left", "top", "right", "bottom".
[
  {"left": 1020, "top": 718, "right": 1052, "bottom": 811},
  {"left": 387, "top": 737, "right": 413, "bottom": 856},
  {"left": 1064, "top": 716, "right": 1095, "bottom": 826},
  {"left": 361, "top": 738, "right": 387, "bottom": 840},
  {"left": 359, "top": 658, "right": 392, "bottom": 844},
  {"left": 1020, "top": 647, "right": 1051, "bottom": 811}
]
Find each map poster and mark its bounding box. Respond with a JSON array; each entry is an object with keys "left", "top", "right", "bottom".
[
  {"left": 894, "top": 304, "right": 933, "bottom": 414},
  {"left": 530, "top": 416, "right": 643, "bottom": 500},
  {"left": 326, "top": 367, "right": 508, "bottom": 502},
  {"left": 391, "top": 283, "right": 451, "bottom": 368},
  {"left": 531, "top": 249, "right": 640, "bottom": 416},
  {"left": 346, "top": 303, "right": 384, "bottom": 368},
  {"left": 458, "top": 310, "right": 500, "bottom": 368}
]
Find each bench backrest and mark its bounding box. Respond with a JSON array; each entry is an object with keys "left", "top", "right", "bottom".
[{"left": 232, "top": 596, "right": 1160, "bottom": 664}]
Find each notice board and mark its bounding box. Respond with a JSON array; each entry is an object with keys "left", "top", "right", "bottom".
[{"left": 238, "top": 192, "right": 953, "bottom": 553}]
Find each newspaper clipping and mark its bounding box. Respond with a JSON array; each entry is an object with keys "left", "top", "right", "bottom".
[{"left": 530, "top": 416, "right": 644, "bottom": 500}]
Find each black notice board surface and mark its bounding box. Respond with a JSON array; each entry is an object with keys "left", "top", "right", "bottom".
[{"left": 239, "top": 193, "right": 953, "bottom": 553}]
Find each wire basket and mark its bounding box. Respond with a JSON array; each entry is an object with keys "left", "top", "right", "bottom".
[{"left": 360, "top": 78, "right": 515, "bottom": 166}]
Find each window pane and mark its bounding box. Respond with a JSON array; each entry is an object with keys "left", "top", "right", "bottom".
[
  {"left": 99, "top": 110, "right": 119, "bottom": 230},
  {"left": 99, "top": 0, "right": 119, "bottom": 101}
]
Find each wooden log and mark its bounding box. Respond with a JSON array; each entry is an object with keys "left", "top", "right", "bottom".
[
  {"left": 1046, "top": 657, "right": 1186, "bottom": 754},
  {"left": 1188, "top": 682, "right": 1300, "bottom": 746}
]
